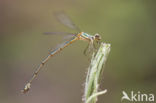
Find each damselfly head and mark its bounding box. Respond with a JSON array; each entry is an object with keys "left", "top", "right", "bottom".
[{"left": 94, "top": 33, "right": 101, "bottom": 41}]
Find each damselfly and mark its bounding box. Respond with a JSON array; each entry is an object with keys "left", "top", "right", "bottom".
[{"left": 22, "top": 12, "right": 101, "bottom": 93}]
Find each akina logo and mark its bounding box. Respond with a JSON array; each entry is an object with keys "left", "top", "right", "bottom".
[{"left": 121, "top": 91, "right": 154, "bottom": 102}]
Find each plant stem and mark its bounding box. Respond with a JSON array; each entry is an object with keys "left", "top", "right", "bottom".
[{"left": 84, "top": 43, "right": 111, "bottom": 103}]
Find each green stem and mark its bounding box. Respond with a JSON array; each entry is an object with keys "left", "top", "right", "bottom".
[{"left": 84, "top": 43, "right": 111, "bottom": 103}]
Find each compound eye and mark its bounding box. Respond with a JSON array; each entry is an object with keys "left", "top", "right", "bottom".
[{"left": 95, "top": 33, "right": 101, "bottom": 40}]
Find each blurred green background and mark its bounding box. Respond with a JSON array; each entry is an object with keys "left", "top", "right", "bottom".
[{"left": 1, "top": 0, "right": 156, "bottom": 103}]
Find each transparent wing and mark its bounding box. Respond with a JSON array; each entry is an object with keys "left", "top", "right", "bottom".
[
  {"left": 54, "top": 12, "right": 81, "bottom": 32},
  {"left": 48, "top": 36, "right": 75, "bottom": 53},
  {"left": 44, "top": 32, "right": 76, "bottom": 36},
  {"left": 43, "top": 32, "right": 77, "bottom": 40}
]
